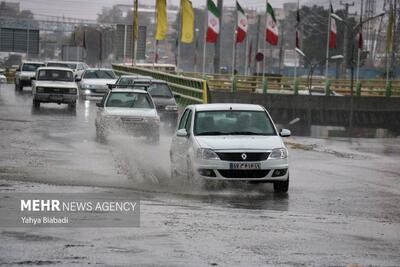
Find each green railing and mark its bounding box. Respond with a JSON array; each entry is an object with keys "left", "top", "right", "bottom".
[{"left": 112, "top": 64, "right": 209, "bottom": 106}]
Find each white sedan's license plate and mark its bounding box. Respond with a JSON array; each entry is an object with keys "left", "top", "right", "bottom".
[{"left": 230, "top": 163, "right": 261, "bottom": 170}]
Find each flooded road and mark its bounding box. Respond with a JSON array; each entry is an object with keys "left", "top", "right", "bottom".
[{"left": 0, "top": 84, "right": 399, "bottom": 266}]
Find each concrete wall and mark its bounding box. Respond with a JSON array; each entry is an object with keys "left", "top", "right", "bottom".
[{"left": 210, "top": 92, "right": 400, "bottom": 134}]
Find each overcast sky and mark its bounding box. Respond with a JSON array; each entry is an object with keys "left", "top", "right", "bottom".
[
  {"left": 7, "top": 0, "right": 377, "bottom": 21},
  {"left": 9, "top": 0, "right": 298, "bottom": 20}
]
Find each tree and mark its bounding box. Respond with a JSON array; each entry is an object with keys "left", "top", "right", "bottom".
[{"left": 290, "top": 5, "right": 357, "bottom": 74}]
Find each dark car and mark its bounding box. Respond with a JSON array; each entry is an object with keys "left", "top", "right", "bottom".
[{"left": 113, "top": 77, "right": 180, "bottom": 131}]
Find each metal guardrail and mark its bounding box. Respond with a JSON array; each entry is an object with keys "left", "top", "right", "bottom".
[
  {"left": 112, "top": 64, "right": 208, "bottom": 105},
  {"left": 183, "top": 72, "right": 400, "bottom": 97}
]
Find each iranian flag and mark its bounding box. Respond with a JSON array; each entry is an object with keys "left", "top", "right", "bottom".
[
  {"left": 236, "top": 1, "right": 247, "bottom": 43},
  {"left": 206, "top": 0, "right": 220, "bottom": 43},
  {"left": 329, "top": 4, "right": 337, "bottom": 49},
  {"left": 266, "top": 3, "right": 278, "bottom": 45}
]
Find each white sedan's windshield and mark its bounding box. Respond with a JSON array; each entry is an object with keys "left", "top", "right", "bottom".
[
  {"left": 194, "top": 110, "right": 276, "bottom": 136},
  {"left": 106, "top": 92, "right": 153, "bottom": 109},
  {"left": 47, "top": 62, "right": 77, "bottom": 69},
  {"left": 22, "top": 63, "right": 44, "bottom": 71},
  {"left": 37, "top": 69, "right": 74, "bottom": 82}
]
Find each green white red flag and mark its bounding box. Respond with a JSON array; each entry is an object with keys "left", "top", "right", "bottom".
[
  {"left": 266, "top": 3, "right": 278, "bottom": 45},
  {"left": 206, "top": 0, "right": 220, "bottom": 43},
  {"left": 236, "top": 1, "right": 247, "bottom": 43}
]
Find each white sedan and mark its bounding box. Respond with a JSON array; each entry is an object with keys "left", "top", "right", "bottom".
[
  {"left": 77, "top": 68, "right": 117, "bottom": 99},
  {"left": 170, "top": 103, "right": 291, "bottom": 192}
]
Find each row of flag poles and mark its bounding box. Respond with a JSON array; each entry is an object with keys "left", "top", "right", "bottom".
[
  {"left": 150, "top": 0, "right": 281, "bottom": 75},
  {"left": 143, "top": 0, "right": 392, "bottom": 81}
]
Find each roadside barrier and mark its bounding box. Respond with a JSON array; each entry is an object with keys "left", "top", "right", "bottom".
[
  {"left": 183, "top": 72, "right": 400, "bottom": 97},
  {"left": 112, "top": 64, "right": 209, "bottom": 105}
]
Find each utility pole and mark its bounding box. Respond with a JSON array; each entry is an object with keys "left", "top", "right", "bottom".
[
  {"left": 339, "top": 1, "right": 355, "bottom": 78},
  {"left": 278, "top": 20, "right": 284, "bottom": 74},
  {"left": 213, "top": 0, "right": 223, "bottom": 74}
]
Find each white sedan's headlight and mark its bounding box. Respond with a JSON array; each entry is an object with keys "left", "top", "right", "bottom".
[
  {"left": 196, "top": 148, "right": 219, "bottom": 160},
  {"left": 82, "top": 84, "right": 92, "bottom": 89},
  {"left": 85, "top": 90, "right": 91, "bottom": 94},
  {"left": 165, "top": 105, "right": 178, "bottom": 111},
  {"left": 269, "top": 148, "right": 288, "bottom": 159}
]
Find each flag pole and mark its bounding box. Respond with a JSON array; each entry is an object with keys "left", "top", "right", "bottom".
[
  {"left": 133, "top": 0, "right": 138, "bottom": 66},
  {"left": 324, "top": 0, "right": 332, "bottom": 93},
  {"left": 232, "top": 3, "right": 237, "bottom": 77},
  {"left": 244, "top": 25, "right": 249, "bottom": 76},
  {"left": 263, "top": 0, "right": 268, "bottom": 87},
  {"left": 356, "top": 0, "right": 364, "bottom": 83},
  {"left": 202, "top": 0, "right": 208, "bottom": 76},
  {"left": 153, "top": 2, "right": 158, "bottom": 69},
  {"left": 294, "top": 0, "right": 300, "bottom": 80},
  {"left": 177, "top": 2, "right": 182, "bottom": 72}
]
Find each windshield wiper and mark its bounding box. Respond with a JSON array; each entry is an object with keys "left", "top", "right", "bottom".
[{"left": 196, "top": 131, "right": 225, "bottom": 136}]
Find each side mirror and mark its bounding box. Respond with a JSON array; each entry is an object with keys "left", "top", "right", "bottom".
[
  {"left": 75, "top": 77, "right": 81, "bottom": 82},
  {"left": 174, "top": 94, "right": 181, "bottom": 99},
  {"left": 176, "top": 128, "right": 189, "bottom": 137},
  {"left": 96, "top": 102, "right": 103, "bottom": 108},
  {"left": 107, "top": 83, "right": 116, "bottom": 90},
  {"left": 30, "top": 77, "right": 36, "bottom": 80},
  {"left": 280, "top": 129, "right": 291, "bottom": 137}
]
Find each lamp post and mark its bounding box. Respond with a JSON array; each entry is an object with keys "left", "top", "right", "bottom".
[
  {"left": 332, "top": 12, "right": 385, "bottom": 137},
  {"left": 295, "top": 48, "right": 343, "bottom": 92}
]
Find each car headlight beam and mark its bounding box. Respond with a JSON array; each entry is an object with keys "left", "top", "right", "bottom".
[
  {"left": 196, "top": 148, "right": 219, "bottom": 160},
  {"left": 269, "top": 148, "right": 288, "bottom": 159}
]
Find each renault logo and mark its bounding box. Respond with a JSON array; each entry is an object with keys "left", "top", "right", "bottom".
[{"left": 241, "top": 153, "right": 247, "bottom": 160}]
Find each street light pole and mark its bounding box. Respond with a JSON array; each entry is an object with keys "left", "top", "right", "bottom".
[
  {"left": 333, "top": 12, "right": 385, "bottom": 138},
  {"left": 295, "top": 48, "right": 343, "bottom": 92},
  {"left": 334, "top": 13, "right": 385, "bottom": 138}
]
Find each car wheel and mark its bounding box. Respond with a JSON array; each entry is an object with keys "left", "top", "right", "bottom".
[
  {"left": 96, "top": 126, "right": 107, "bottom": 143},
  {"left": 148, "top": 131, "right": 159, "bottom": 145},
  {"left": 202, "top": 180, "right": 224, "bottom": 191},
  {"left": 186, "top": 158, "right": 196, "bottom": 185},
  {"left": 68, "top": 101, "right": 76, "bottom": 109},
  {"left": 273, "top": 176, "right": 289, "bottom": 193},
  {"left": 33, "top": 99, "right": 40, "bottom": 108}
]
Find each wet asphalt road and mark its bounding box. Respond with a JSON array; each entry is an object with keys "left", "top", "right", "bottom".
[{"left": 0, "top": 84, "right": 400, "bottom": 267}]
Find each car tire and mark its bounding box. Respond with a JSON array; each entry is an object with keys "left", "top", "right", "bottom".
[
  {"left": 68, "top": 101, "right": 76, "bottom": 110},
  {"left": 96, "top": 127, "right": 107, "bottom": 143},
  {"left": 186, "top": 158, "right": 195, "bottom": 185},
  {"left": 273, "top": 176, "right": 289, "bottom": 193},
  {"left": 148, "top": 132, "right": 159, "bottom": 145},
  {"left": 33, "top": 99, "right": 40, "bottom": 108}
]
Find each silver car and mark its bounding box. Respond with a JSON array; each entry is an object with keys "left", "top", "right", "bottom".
[
  {"left": 78, "top": 68, "right": 117, "bottom": 99},
  {"left": 15, "top": 61, "right": 45, "bottom": 90},
  {"left": 170, "top": 104, "right": 291, "bottom": 192},
  {"left": 95, "top": 89, "right": 160, "bottom": 144}
]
